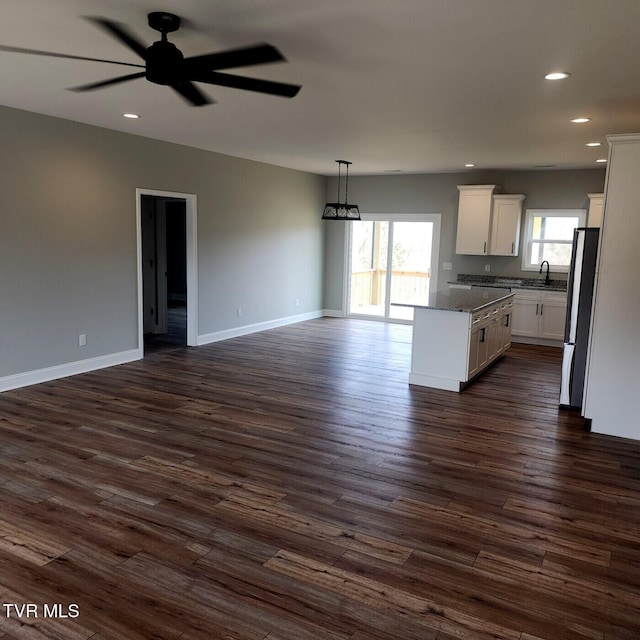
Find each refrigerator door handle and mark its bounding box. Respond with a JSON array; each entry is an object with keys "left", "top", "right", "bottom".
[{"left": 567, "top": 230, "right": 585, "bottom": 344}]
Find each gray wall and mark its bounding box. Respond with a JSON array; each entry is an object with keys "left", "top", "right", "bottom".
[
  {"left": 323, "top": 169, "right": 605, "bottom": 311},
  {"left": 0, "top": 106, "right": 325, "bottom": 380}
]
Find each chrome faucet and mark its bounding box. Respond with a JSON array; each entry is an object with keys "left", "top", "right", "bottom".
[{"left": 539, "top": 260, "right": 550, "bottom": 285}]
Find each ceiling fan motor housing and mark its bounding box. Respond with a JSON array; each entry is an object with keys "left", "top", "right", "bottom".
[{"left": 145, "top": 40, "right": 184, "bottom": 85}]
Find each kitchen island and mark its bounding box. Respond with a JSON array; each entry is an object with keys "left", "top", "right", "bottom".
[{"left": 404, "top": 288, "right": 515, "bottom": 391}]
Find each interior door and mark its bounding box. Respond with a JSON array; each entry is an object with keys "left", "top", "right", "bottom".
[{"left": 139, "top": 193, "right": 189, "bottom": 352}]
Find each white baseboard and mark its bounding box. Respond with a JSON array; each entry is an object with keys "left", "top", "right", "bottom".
[
  {"left": 198, "top": 310, "right": 326, "bottom": 345},
  {"left": 408, "top": 371, "right": 462, "bottom": 392},
  {"left": 1, "top": 311, "right": 336, "bottom": 392},
  {"left": 0, "top": 349, "right": 142, "bottom": 393},
  {"left": 511, "top": 336, "right": 563, "bottom": 348},
  {"left": 322, "top": 309, "right": 345, "bottom": 318}
]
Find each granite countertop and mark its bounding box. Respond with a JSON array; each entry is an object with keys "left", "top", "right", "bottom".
[
  {"left": 448, "top": 273, "right": 567, "bottom": 292},
  {"left": 401, "top": 287, "right": 514, "bottom": 313}
]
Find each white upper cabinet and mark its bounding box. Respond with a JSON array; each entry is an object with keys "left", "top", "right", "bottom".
[
  {"left": 489, "top": 194, "right": 525, "bottom": 256},
  {"left": 587, "top": 193, "right": 604, "bottom": 228},
  {"left": 455, "top": 186, "right": 525, "bottom": 256},
  {"left": 455, "top": 185, "right": 497, "bottom": 255}
]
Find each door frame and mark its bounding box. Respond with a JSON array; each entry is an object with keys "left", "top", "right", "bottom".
[
  {"left": 136, "top": 188, "right": 198, "bottom": 354},
  {"left": 345, "top": 213, "right": 441, "bottom": 322}
]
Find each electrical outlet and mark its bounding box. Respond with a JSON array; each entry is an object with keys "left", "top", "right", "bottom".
[
  {"left": 78, "top": 334, "right": 87, "bottom": 347},
  {"left": 442, "top": 262, "right": 453, "bottom": 271},
  {"left": 484, "top": 264, "right": 491, "bottom": 272},
  {"left": 237, "top": 307, "right": 242, "bottom": 318}
]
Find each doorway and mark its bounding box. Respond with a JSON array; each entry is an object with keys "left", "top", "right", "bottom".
[
  {"left": 136, "top": 189, "right": 198, "bottom": 355},
  {"left": 347, "top": 215, "right": 440, "bottom": 322}
]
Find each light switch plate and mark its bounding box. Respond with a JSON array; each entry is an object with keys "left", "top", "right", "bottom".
[{"left": 442, "top": 262, "right": 453, "bottom": 271}]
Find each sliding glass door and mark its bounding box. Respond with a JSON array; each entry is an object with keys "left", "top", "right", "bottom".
[
  {"left": 349, "top": 221, "right": 389, "bottom": 317},
  {"left": 347, "top": 215, "right": 440, "bottom": 322}
]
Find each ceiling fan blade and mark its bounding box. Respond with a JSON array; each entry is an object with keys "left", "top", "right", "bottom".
[
  {"left": 184, "top": 43, "right": 286, "bottom": 72},
  {"left": 170, "top": 81, "right": 213, "bottom": 106},
  {"left": 85, "top": 17, "right": 148, "bottom": 60},
  {"left": 192, "top": 70, "right": 301, "bottom": 98},
  {"left": 68, "top": 71, "right": 146, "bottom": 92},
  {"left": 0, "top": 44, "right": 144, "bottom": 68}
]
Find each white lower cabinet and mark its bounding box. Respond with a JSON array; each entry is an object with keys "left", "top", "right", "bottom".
[
  {"left": 511, "top": 289, "right": 567, "bottom": 342},
  {"left": 468, "top": 324, "right": 487, "bottom": 379},
  {"left": 512, "top": 293, "right": 540, "bottom": 338},
  {"left": 498, "top": 298, "right": 514, "bottom": 352},
  {"left": 466, "top": 299, "right": 514, "bottom": 380},
  {"left": 467, "top": 327, "right": 480, "bottom": 378},
  {"left": 539, "top": 295, "right": 567, "bottom": 340}
]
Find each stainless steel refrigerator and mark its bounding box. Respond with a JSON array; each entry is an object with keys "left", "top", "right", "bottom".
[{"left": 560, "top": 227, "right": 599, "bottom": 410}]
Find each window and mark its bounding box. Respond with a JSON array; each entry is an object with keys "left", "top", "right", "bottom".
[{"left": 521, "top": 209, "right": 586, "bottom": 272}]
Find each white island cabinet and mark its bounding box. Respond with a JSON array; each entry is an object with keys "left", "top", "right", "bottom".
[{"left": 405, "top": 288, "right": 515, "bottom": 392}]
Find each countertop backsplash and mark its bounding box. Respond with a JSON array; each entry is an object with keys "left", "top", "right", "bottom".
[{"left": 450, "top": 273, "right": 567, "bottom": 292}]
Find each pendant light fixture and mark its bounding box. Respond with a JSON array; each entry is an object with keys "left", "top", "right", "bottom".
[{"left": 322, "top": 160, "right": 360, "bottom": 220}]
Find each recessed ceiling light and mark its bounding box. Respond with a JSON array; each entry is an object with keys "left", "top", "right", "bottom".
[
  {"left": 585, "top": 142, "right": 601, "bottom": 147},
  {"left": 545, "top": 71, "right": 570, "bottom": 80},
  {"left": 123, "top": 113, "right": 140, "bottom": 119},
  {"left": 464, "top": 163, "right": 475, "bottom": 168},
  {"left": 596, "top": 158, "right": 607, "bottom": 163},
  {"left": 570, "top": 117, "right": 591, "bottom": 123}
]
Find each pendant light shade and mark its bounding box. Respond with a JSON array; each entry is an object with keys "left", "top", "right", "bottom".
[{"left": 322, "top": 160, "right": 360, "bottom": 220}]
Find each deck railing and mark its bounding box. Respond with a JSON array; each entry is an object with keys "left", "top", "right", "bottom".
[{"left": 350, "top": 269, "right": 430, "bottom": 310}]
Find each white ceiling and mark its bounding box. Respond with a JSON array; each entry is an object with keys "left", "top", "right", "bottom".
[{"left": 1, "top": 0, "right": 639, "bottom": 175}]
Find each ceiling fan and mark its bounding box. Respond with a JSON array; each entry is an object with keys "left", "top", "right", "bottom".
[{"left": 0, "top": 11, "right": 301, "bottom": 106}]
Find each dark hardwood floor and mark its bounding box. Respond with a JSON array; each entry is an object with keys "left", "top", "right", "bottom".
[
  {"left": 144, "top": 304, "right": 187, "bottom": 354},
  {"left": 0, "top": 318, "right": 638, "bottom": 639}
]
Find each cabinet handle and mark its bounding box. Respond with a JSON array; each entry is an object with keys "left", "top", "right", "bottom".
[
  {"left": 540, "top": 303, "right": 544, "bottom": 315},
  {"left": 483, "top": 241, "right": 487, "bottom": 254},
  {"left": 536, "top": 303, "right": 539, "bottom": 315},
  {"left": 505, "top": 313, "right": 510, "bottom": 327},
  {"left": 511, "top": 242, "right": 515, "bottom": 254},
  {"left": 480, "top": 327, "right": 486, "bottom": 343}
]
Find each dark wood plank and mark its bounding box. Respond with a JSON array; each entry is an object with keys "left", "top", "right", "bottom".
[{"left": 0, "top": 318, "right": 638, "bottom": 639}]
